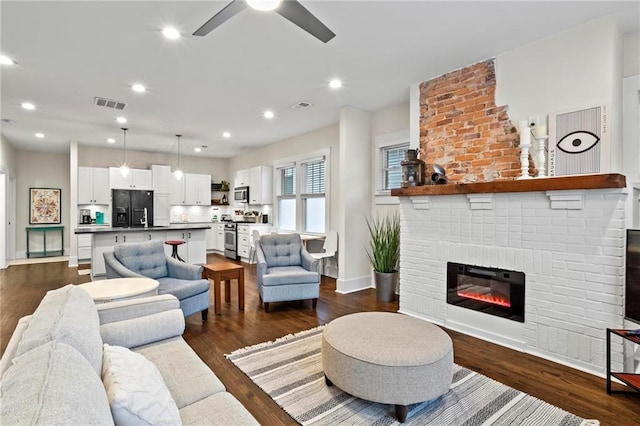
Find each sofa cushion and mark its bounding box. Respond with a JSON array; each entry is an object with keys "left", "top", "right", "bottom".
[
  {"left": 15, "top": 284, "right": 103, "bottom": 375},
  {"left": 133, "top": 337, "right": 226, "bottom": 409},
  {"left": 114, "top": 241, "right": 168, "bottom": 279},
  {"left": 260, "top": 234, "right": 303, "bottom": 267},
  {"left": 157, "top": 277, "right": 209, "bottom": 300},
  {"left": 179, "top": 392, "right": 259, "bottom": 425},
  {"left": 100, "top": 309, "right": 185, "bottom": 349},
  {"left": 102, "top": 344, "right": 181, "bottom": 426},
  {"left": 1, "top": 341, "right": 113, "bottom": 425},
  {"left": 262, "top": 266, "right": 319, "bottom": 286}
]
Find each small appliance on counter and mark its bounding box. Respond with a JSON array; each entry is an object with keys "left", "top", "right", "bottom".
[
  {"left": 220, "top": 214, "right": 232, "bottom": 222},
  {"left": 95, "top": 211, "right": 105, "bottom": 225},
  {"left": 80, "top": 209, "right": 91, "bottom": 224}
]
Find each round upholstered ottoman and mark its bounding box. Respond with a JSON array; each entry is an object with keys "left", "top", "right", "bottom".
[{"left": 321, "top": 312, "right": 453, "bottom": 422}]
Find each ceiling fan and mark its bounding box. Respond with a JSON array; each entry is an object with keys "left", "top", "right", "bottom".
[{"left": 193, "top": 0, "right": 335, "bottom": 43}]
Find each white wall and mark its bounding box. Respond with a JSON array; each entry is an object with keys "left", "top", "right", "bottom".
[
  {"left": 0, "top": 135, "right": 17, "bottom": 265},
  {"left": 496, "top": 17, "right": 624, "bottom": 173},
  {"left": 623, "top": 32, "right": 640, "bottom": 77},
  {"left": 15, "top": 150, "right": 70, "bottom": 257}
]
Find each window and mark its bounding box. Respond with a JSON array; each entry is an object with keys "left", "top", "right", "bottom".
[
  {"left": 374, "top": 130, "right": 410, "bottom": 202},
  {"left": 382, "top": 143, "right": 407, "bottom": 191},
  {"left": 275, "top": 149, "right": 330, "bottom": 234}
]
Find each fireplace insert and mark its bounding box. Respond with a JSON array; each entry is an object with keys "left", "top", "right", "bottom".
[{"left": 447, "top": 262, "right": 525, "bottom": 322}]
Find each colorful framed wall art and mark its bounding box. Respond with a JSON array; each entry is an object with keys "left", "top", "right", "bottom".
[{"left": 29, "top": 188, "right": 61, "bottom": 224}]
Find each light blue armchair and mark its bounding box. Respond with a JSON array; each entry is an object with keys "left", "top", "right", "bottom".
[
  {"left": 256, "top": 234, "right": 320, "bottom": 313},
  {"left": 103, "top": 240, "right": 210, "bottom": 320}
]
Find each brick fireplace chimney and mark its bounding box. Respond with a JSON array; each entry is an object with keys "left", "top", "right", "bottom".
[{"left": 419, "top": 59, "right": 528, "bottom": 183}]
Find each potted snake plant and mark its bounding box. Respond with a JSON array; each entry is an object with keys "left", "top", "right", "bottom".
[{"left": 366, "top": 213, "right": 400, "bottom": 302}]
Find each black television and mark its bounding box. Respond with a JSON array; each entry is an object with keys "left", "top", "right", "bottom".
[{"left": 625, "top": 229, "right": 640, "bottom": 324}]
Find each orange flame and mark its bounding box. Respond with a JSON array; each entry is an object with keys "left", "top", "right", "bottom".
[{"left": 457, "top": 291, "right": 511, "bottom": 308}]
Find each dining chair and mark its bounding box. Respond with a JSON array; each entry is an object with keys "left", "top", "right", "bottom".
[
  {"left": 309, "top": 230, "right": 338, "bottom": 276},
  {"left": 249, "top": 229, "right": 261, "bottom": 264}
]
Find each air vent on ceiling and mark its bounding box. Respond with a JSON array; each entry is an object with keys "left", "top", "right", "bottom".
[
  {"left": 94, "top": 97, "right": 127, "bottom": 110},
  {"left": 291, "top": 101, "right": 312, "bottom": 109}
]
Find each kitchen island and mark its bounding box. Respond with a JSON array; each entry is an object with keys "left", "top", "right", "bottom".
[{"left": 75, "top": 224, "right": 210, "bottom": 278}]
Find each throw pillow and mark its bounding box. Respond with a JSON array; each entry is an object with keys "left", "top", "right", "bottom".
[{"left": 102, "top": 344, "right": 181, "bottom": 425}]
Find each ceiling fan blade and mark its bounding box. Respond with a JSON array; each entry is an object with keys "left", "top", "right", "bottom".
[
  {"left": 275, "top": 0, "right": 335, "bottom": 43},
  {"left": 193, "top": 0, "right": 247, "bottom": 37}
]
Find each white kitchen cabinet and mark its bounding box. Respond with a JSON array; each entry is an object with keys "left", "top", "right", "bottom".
[
  {"left": 235, "top": 169, "right": 249, "bottom": 188},
  {"left": 171, "top": 173, "right": 211, "bottom": 206},
  {"left": 109, "top": 167, "right": 152, "bottom": 190},
  {"left": 206, "top": 226, "right": 216, "bottom": 251},
  {"left": 248, "top": 166, "right": 273, "bottom": 205},
  {"left": 154, "top": 194, "right": 170, "bottom": 227},
  {"left": 78, "top": 167, "right": 109, "bottom": 205},
  {"left": 237, "top": 224, "right": 271, "bottom": 262},
  {"left": 215, "top": 224, "right": 225, "bottom": 252},
  {"left": 152, "top": 165, "right": 171, "bottom": 194},
  {"left": 164, "top": 229, "right": 207, "bottom": 264},
  {"left": 92, "top": 231, "right": 146, "bottom": 276},
  {"left": 169, "top": 175, "right": 185, "bottom": 205},
  {"left": 77, "top": 234, "right": 92, "bottom": 261},
  {"left": 185, "top": 174, "right": 211, "bottom": 205}
]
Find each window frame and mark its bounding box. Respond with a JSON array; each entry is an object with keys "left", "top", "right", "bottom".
[
  {"left": 374, "top": 130, "right": 410, "bottom": 204},
  {"left": 274, "top": 148, "right": 330, "bottom": 234}
]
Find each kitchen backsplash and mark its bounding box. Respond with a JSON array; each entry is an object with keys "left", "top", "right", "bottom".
[
  {"left": 170, "top": 204, "right": 272, "bottom": 223},
  {"left": 170, "top": 205, "right": 228, "bottom": 223}
]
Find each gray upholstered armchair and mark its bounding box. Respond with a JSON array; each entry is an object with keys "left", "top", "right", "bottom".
[
  {"left": 103, "top": 240, "right": 210, "bottom": 320},
  {"left": 256, "top": 234, "right": 320, "bottom": 312}
]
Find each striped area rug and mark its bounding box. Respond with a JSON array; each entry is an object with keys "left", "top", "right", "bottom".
[{"left": 226, "top": 326, "right": 599, "bottom": 425}]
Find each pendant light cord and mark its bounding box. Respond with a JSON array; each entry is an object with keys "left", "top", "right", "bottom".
[
  {"left": 121, "top": 127, "right": 128, "bottom": 164},
  {"left": 176, "top": 134, "right": 182, "bottom": 170}
]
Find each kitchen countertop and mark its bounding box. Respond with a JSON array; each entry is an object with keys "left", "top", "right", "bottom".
[{"left": 74, "top": 224, "right": 211, "bottom": 234}]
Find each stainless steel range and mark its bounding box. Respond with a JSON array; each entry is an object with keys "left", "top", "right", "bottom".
[{"left": 224, "top": 223, "right": 238, "bottom": 260}]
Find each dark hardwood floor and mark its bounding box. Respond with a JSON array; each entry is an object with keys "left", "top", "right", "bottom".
[{"left": 1, "top": 254, "right": 638, "bottom": 425}]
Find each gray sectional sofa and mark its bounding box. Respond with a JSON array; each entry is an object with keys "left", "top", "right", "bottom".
[{"left": 0, "top": 284, "right": 258, "bottom": 425}]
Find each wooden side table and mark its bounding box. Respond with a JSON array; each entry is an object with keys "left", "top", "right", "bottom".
[{"left": 202, "top": 262, "right": 245, "bottom": 315}]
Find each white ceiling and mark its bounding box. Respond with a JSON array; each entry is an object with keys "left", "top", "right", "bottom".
[{"left": 1, "top": 1, "right": 638, "bottom": 158}]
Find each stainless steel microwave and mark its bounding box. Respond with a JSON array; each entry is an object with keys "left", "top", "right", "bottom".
[{"left": 234, "top": 186, "right": 249, "bottom": 203}]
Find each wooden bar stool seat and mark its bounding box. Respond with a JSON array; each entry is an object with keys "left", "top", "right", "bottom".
[{"left": 165, "top": 240, "right": 186, "bottom": 262}]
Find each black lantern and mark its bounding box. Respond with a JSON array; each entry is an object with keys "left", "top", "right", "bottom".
[{"left": 401, "top": 149, "right": 425, "bottom": 187}]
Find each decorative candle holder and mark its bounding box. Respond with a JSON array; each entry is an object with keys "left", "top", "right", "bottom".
[
  {"left": 535, "top": 136, "right": 548, "bottom": 177},
  {"left": 518, "top": 143, "right": 532, "bottom": 179}
]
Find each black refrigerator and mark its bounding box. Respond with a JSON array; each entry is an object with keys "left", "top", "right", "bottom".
[{"left": 112, "top": 189, "right": 154, "bottom": 227}]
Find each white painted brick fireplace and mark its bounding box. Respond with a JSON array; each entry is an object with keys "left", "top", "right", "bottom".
[{"left": 398, "top": 188, "right": 627, "bottom": 376}]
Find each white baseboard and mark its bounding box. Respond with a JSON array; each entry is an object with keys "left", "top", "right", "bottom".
[{"left": 336, "top": 275, "right": 373, "bottom": 294}]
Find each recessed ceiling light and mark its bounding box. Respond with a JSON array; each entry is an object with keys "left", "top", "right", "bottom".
[
  {"left": 35, "top": 132, "right": 45, "bottom": 138},
  {"left": 107, "top": 138, "right": 116, "bottom": 144},
  {"left": 116, "top": 116, "right": 127, "bottom": 124},
  {"left": 194, "top": 147, "right": 202, "bottom": 153},
  {"left": 246, "top": 0, "right": 281, "bottom": 11},
  {"left": 21, "top": 102, "right": 35, "bottom": 110},
  {"left": 162, "top": 27, "right": 181, "bottom": 40},
  {"left": 329, "top": 79, "right": 342, "bottom": 89},
  {"left": 131, "top": 83, "right": 146, "bottom": 93},
  {"left": 223, "top": 132, "right": 231, "bottom": 138},
  {"left": 263, "top": 110, "right": 275, "bottom": 119},
  {"left": 0, "top": 55, "right": 15, "bottom": 65}
]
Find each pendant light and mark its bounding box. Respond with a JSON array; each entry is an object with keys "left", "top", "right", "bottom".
[
  {"left": 120, "top": 127, "right": 130, "bottom": 177},
  {"left": 174, "top": 134, "right": 183, "bottom": 180},
  {"left": 246, "top": 0, "right": 281, "bottom": 11}
]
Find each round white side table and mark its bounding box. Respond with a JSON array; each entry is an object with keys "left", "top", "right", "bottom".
[{"left": 77, "top": 277, "right": 159, "bottom": 303}]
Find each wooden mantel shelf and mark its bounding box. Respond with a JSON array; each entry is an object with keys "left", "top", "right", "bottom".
[{"left": 390, "top": 173, "right": 626, "bottom": 197}]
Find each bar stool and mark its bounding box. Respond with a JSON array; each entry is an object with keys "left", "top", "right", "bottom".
[{"left": 164, "top": 240, "right": 186, "bottom": 262}]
